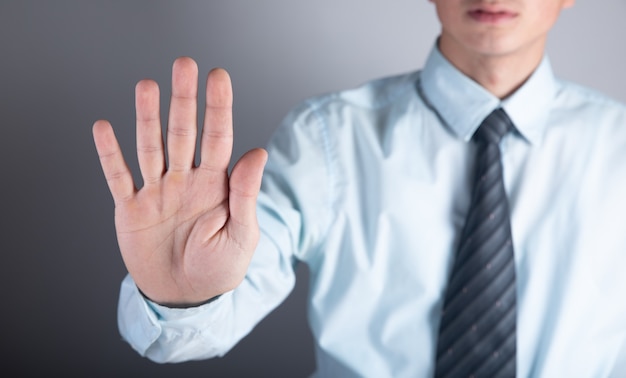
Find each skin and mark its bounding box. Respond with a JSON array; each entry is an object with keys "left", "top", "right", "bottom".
[
  {"left": 93, "top": 0, "right": 574, "bottom": 306},
  {"left": 430, "top": 0, "right": 575, "bottom": 98},
  {"left": 93, "top": 61, "right": 267, "bottom": 306}
]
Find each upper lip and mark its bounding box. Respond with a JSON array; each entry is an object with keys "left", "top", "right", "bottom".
[{"left": 468, "top": 4, "right": 518, "bottom": 15}]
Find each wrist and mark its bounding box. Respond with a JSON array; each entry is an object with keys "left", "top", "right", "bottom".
[{"left": 137, "top": 287, "right": 221, "bottom": 308}]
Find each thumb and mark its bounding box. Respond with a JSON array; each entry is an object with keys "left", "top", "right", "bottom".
[{"left": 227, "top": 148, "right": 268, "bottom": 247}]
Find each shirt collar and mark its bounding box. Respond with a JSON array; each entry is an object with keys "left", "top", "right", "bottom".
[{"left": 419, "top": 45, "right": 557, "bottom": 145}]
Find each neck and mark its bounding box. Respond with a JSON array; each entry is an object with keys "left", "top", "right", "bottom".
[{"left": 438, "top": 35, "right": 545, "bottom": 99}]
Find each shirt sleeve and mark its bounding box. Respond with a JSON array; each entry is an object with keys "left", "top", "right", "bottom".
[
  {"left": 116, "top": 99, "right": 336, "bottom": 363},
  {"left": 116, "top": 224, "right": 298, "bottom": 363}
]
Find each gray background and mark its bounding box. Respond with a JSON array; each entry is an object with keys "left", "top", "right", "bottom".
[{"left": 1, "top": 1, "right": 624, "bottom": 376}]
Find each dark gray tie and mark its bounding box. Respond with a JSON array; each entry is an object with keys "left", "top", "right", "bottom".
[{"left": 434, "top": 108, "right": 517, "bottom": 378}]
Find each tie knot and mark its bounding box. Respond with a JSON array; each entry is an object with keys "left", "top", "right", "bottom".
[{"left": 473, "top": 108, "right": 513, "bottom": 144}]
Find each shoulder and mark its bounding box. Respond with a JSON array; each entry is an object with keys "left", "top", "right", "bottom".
[
  {"left": 267, "top": 70, "right": 425, "bottom": 164},
  {"left": 554, "top": 79, "right": 626, "bottom": 121},
  {"left": 284, "top": 71, "right": 421, "bottom": 127},
  {"left": 552, "top": 79, "right": 626, "bottom": 157}
]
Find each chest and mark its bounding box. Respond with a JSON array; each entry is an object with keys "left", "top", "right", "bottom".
[{"left": 308, "top": 130, "right": 626, "bottom": 376}]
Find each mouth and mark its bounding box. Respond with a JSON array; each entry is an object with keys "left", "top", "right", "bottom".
[{"left": 467, "top": 7, "right": 518, "bottom": 24}]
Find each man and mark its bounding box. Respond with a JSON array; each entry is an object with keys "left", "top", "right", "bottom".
[{"left": 93, "top": 0, "right": 626, "bottom": 376}]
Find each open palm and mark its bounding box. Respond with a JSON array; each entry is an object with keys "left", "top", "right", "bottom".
[{"left": 93, "top": 58, "right": 266, "bottom": 307}]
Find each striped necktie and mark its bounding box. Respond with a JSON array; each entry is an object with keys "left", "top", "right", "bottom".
[{"left": 434, "top": 108, "right": 517, "bottom": 378}]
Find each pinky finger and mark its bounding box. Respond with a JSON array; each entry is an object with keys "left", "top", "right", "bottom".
[{"left": 93, "top": 120, "right": 136, "bottom": 203}]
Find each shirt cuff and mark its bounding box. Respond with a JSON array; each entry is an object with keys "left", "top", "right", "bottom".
[
  {"left": 117, "top": 274, "right": 234, "bottom": 360},
  {"left": 145, "top": 293, "right": 227, "bottom": 322},
  {"left": 117, "top": 275, "right": 162, "bottom": 356}
]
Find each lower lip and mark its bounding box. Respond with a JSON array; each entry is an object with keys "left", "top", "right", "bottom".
[{"left": 468, "top": 10, "right": 517, "bottom": 24}]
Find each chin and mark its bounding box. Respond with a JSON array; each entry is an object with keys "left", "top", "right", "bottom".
[{"left": 462, "top": 35, "right": 527, "bottom": 58}]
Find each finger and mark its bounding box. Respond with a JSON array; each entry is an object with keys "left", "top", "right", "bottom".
[
  {"left": 136, "top": 79, "right": 165, "bottom": 185},
  {"left": 93, "top": 120, "right": 136, "bottom": 203},
  {"left": 199, "top": 68, "right": 233, "bottom": 173},
  {"left": 167, "top": 57, "right": 198, "bottom": 172},
  {"left": 227, "top": 148, "right": 268, "bottom": 245}
]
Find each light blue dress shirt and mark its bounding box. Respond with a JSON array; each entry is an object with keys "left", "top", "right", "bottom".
[{"left": 118, "top": 46, "right": 626, "bottom": 377}]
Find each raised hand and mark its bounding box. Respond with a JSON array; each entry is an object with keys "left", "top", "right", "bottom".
[{"left": 93, "top": 58, "right": 267, "bottom": 307}]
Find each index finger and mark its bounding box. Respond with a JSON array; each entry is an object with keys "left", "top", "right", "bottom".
[{"left": 199, "top": 68, "right": 234, "bottom": 173}]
